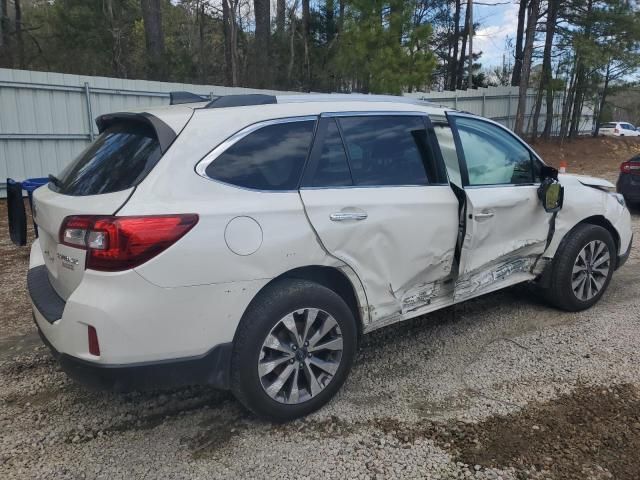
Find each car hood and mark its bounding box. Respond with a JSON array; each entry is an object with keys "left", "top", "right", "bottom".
[{"left": 558, "top": 173, "right": 614, "bottom": 189}]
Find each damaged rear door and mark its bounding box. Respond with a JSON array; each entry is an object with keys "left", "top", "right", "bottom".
[
  {"left": 445, "top": 113, "right": 552, "bottom": 300},
  {"left": 299, "top": 113, "right": 459, "bottom": 326}
]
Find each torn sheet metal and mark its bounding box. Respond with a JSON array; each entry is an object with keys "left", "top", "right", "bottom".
[
  {"left": 300, "top": 185, "right": 460, "bottom": 328},
  {"left": 454, "top": 253, "right": 537, "bottom": 301}
]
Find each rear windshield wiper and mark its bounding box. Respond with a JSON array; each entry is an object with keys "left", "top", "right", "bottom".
[{"left": 48, "top": 174, "right": 63, "bottom": 187}]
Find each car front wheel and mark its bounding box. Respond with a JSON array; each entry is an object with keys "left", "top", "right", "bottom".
[
  {"left": 230, "top": 278, "right": 357, "bottom": 421},
  {"left": 544, "top": 224, "right": 616, "bottom": 311}
]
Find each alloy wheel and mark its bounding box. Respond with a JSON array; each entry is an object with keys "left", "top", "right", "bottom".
[
  {"left": 258, "top": 308, "right": 343, "bottom": 405},
  {"left": 571, "top": 240, "right": 611, "bottom": 301}
]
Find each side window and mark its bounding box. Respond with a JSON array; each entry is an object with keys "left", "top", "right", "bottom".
[
  {"left": 307, "top": 119, "right": 352, "bottom": 187},
  {"left": 337, "top": 116, "right": 433, "bottom": 186},
  {"left": 433, "top": 122, "right": 462, "bottom": 187},
  {"left": 205, "top": 120, "right": 315, "bottom": 190},
  {"left": 453, "top": 117, "right": 534, "bottom": 186}
]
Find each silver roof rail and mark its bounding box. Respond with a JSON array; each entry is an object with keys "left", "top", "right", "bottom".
[{"left": 276, "top": 93, "right": 441, "bottom": 107}]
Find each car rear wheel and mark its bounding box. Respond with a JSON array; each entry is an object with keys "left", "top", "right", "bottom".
[
  {"left": 230, "top": 278, "right": 357, "bottom": 421},
  {"left": 543, "top": 224, "right": 616, "bottom": 311}
]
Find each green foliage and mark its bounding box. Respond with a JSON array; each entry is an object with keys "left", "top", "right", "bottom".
[{"left": 335, "top": 0, "right": 435, "bottom": 94}]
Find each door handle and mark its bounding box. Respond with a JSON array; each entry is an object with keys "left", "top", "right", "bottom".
[
  {"left": 330, "top": 211, "right": 368, "bottom": 222},
  {"left": 474, "top": 212, "right": 495, "bottom": 220}
]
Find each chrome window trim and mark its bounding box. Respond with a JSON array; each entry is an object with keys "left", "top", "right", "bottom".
[
  {"left": 194, "top": 115, "right": 318, "bottom": 181},
  {"left": 464, "top": 183, "right": 541, "bottom": 189},
  {"left": 321, "top": 110, "right": 429, "bottom": 118},
  {"left": 300, "top": 183, "right": 451, "bottom": 191}
]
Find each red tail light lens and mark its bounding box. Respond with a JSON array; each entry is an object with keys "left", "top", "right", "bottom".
[
  {"left": 88, "top": 325, "right": 100, "bottom": 356},
  {"left": 59, "top": 214, "right": 198, "bottom": 271},
  {"left": 615, "top": 128, "right": 620, "bottom": 133},
  {"left": 621, "top": 161, "right": 640, "bottom": 175}
]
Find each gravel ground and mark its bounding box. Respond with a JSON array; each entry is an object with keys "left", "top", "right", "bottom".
[{"left": 1, "top": 140, "right": 640, "bottom": 479}]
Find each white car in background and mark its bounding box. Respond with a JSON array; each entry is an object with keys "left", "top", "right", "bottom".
[
  {"left": 599, "top": 121, "right": 640, "bottom": 137},
  {"left": 26, "top": 94, "right": 633, "bottom": 421}
]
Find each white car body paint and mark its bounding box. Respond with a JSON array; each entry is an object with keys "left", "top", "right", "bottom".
[
  {"left": 455, "top": 184, "right": 551, "bottom": 301},
  {"left": 541, "top": 174, "right": 632, "bottom": 261},
  {"left": 28, "top": 96, "right": 633, "bottom": 372},
  {"left": 300, "top": 185, "right": 459, "bottom": 326}
]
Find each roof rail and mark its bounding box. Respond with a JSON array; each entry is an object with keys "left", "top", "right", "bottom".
[
  {"left": 205, "top": 94, "right": 277, "bottom": 108},
  {"left": 169, "top": 91, "right": 212, "bottom": 105},
  {"left": 276, "top": 93, "right": 442, "bottom": 107}
]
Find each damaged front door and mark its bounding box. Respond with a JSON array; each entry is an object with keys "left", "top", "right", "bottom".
[
  {"left": 447, "top": 114, "right": 553, "bottom": 300},
  {"left": 299, "top": 113, "right": 459, "bottom": 327}
]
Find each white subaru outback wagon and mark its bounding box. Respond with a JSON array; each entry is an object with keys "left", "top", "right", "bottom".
[{"left": 28, "top": 94, "right": 633, "bottom": 420}]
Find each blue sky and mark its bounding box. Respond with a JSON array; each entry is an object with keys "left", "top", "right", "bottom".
[{"left": 473, "top": 1, "right": 520, "bottom": 68}]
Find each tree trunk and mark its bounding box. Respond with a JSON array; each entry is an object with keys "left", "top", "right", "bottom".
[
  {"left": 338, "top": 0, "right": 345, "bottom": 32},
  {"left": 0, "top": 0, "right": 11, "bottom": 68},
  {"left": 560, "top": 58, "right": 577, "bottom": 140},
  {"left": 302, "top": 0, "right": 311, "bottom": 91},
  {"left": 276, "top": 0, "right": 286, "bottom": 35},
  {"left": 568, "top": 59, "right": 587, "bottom": 138},
  {"left": 223, "top": 0, "right": 239, "bottom": 86},
  {"left": 514, "top": 0, "right": 539, "bottom": 136},
  {"left": 511, "top": 0, "right": 527, "bottom": 86},
  {"left": 15, "top": 0, "right": 23, "bottom": 69},
  {"left": 287, "top": 10, "right": 296, "bottom": 84},
  {"left": 140, "top": 0, "right": 165, "bottom": 80},
  {"left": 532, "top": 0, "right": 559, "bottom": 141},
  {"left": 253, "top": 0, "right": 270, "bottom": 88},
  {"left": 198, "top": 1, "right": 206, "bottom": 83},
  {"left": 456, "top": 3, "right": 471, "bottom": 90},
  {"left": 449, "top": 0, "right": 461, "bottom": 90},
  {"left": 593, "top": 63, "right": 610, "bottom": 137}
]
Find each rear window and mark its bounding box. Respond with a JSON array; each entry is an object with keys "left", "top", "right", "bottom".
[
  {"left": 50, "top": 122, "right": 162, "bottom": 196},
  {"left": 601, "top": 123, "right": 617, "bottom": 129},
  {"left": 205, "top": 120, "right": 315, "bottom": 191}
]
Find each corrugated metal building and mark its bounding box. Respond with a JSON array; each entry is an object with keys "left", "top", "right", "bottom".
[{"left": 0, "top": 68, "right": 594, "bottom": 196}]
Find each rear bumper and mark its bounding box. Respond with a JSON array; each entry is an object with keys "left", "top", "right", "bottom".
[{"left": 35, "top": 314, "right": 232, "bottom": 391}]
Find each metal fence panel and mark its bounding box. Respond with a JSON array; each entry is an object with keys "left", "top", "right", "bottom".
[{"left": 0, "top": 68, "right": 594, "bottom": 196}]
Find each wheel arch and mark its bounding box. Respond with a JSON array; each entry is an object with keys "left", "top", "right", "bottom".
[
  {"left": 538, "top": 214, "right": 621, "bottom": 288},
  {"left": 240, "top": 265, "right": 366, "bottom": 340},
  {"left": 280, "top": 266, "right": 365, "bottom": 338},
  {"left": 579, "top": 215, "right": 620, "bottom": 255}
]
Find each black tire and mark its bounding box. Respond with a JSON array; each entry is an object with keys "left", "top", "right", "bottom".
[
  {"left": 230, "top": 278, "right": 358, "bottom": 421},
  {"left": 543, "top": 224, "right": 616, "bottom": 311}
]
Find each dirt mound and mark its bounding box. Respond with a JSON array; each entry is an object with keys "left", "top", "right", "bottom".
[
  {"left": 445, "top": 384, "right": 640, "bottom": 479},
  {"left": 532, "top": 136, "right": 640, "bottom": 180}
]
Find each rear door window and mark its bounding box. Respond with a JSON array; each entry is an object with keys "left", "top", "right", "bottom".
[
  {"left": 336, "top": 115, "right": 440, "bottom": 186},
  {"left": 50, "top": 122, "right": 162, "bottom": 196},
  {"left": 205, "top": 120, "right": 315, "bottom": 191},
  {"left": 305, "top": 119, "right": 353, "bottom": 187}
]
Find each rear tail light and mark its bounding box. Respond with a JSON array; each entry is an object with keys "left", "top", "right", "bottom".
[
  {"left": 59, "top": 214, "right": 198, "bottom": 271},
  {"left": 615, "top": 128, "right": 620, "bottom": 133},
  {"left": 620, "top": 160, "right": 640, "bottom": 176},
  {"left": 88, "top": 325, "right": 100, "bottom": 356}
]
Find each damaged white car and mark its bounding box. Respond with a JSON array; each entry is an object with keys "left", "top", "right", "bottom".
[{"left": 26, "top": 94, "right": 633, "bottom": 420}]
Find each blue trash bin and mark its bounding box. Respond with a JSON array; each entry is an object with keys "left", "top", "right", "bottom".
[{"left": 6, "top": 177, "right": 48, "bottom": 243}]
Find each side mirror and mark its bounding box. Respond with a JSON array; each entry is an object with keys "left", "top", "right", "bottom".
[{"left": 538, "top": 178, "right": 564, "bottom": 213}]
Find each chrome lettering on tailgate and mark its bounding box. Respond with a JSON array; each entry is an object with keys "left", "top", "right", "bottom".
[{"left": 57, "top": 252, "right": 79, "bottom": 270}]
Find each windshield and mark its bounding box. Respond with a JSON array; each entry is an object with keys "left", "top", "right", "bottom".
[{"left": 49, "top": 122, "right": 162, "bottom": 196}]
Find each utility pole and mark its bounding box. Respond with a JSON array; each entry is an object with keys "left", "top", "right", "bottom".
[{"left": 467, "top": 0, "right": 473, "bottom": 89}]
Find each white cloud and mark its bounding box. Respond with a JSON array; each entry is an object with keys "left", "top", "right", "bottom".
[{"left": 473, "top": 1, "right": 520, "bottom": 68}]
